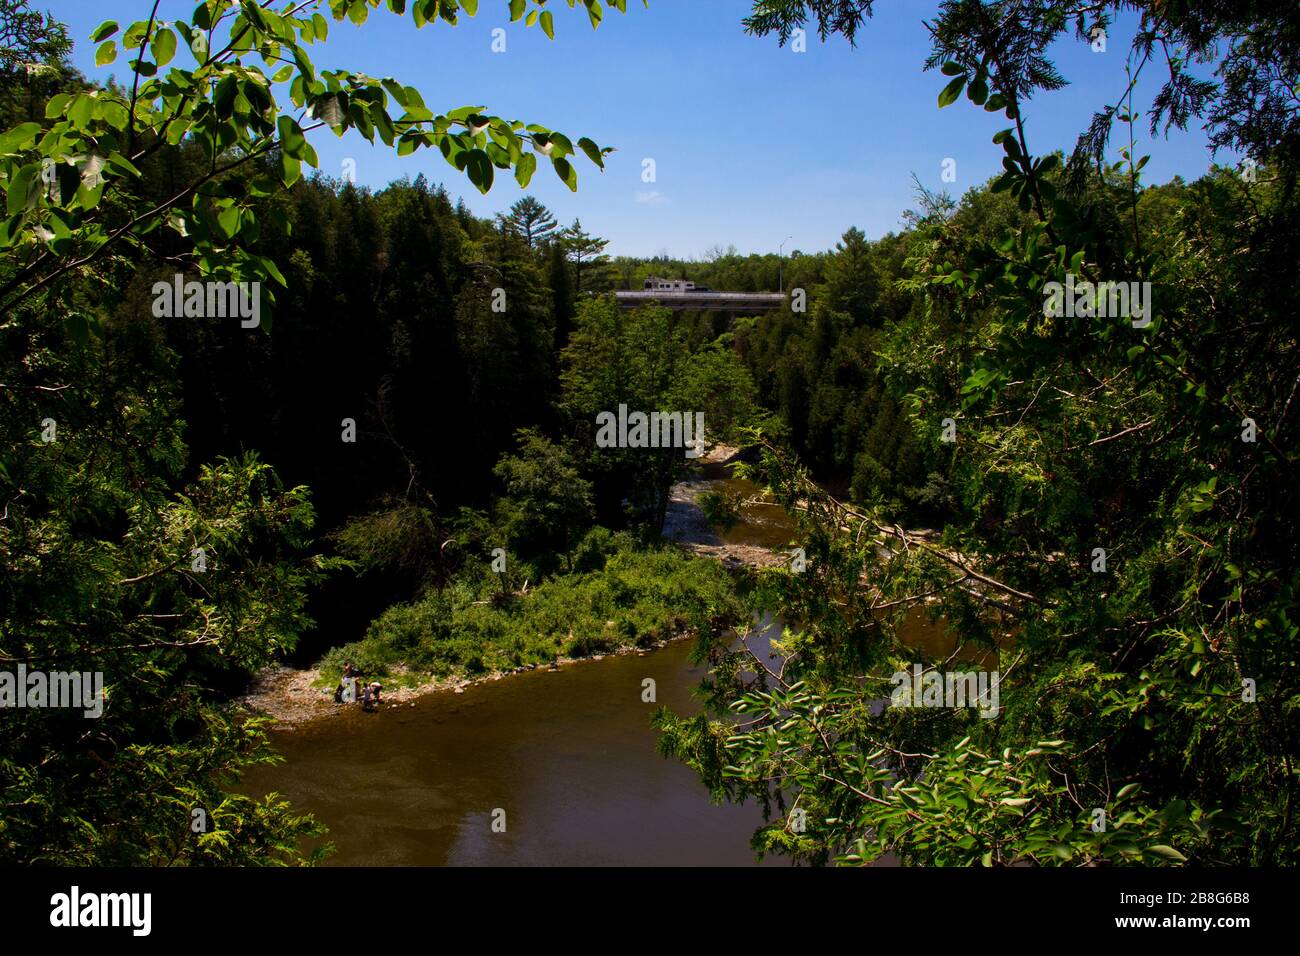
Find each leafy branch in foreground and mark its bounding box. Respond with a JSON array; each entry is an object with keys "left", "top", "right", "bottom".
[
  {"left": 1, "top": 0, "right": 635, "bottom": 865},
  {"left": 657, "top": 0, "right": 1299, "bottom": 866},
  {"left": 1, "top": 0, "right": 633, "bottom": 316}
]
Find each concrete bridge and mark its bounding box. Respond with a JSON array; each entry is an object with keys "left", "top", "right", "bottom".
[{"left": 612, "top": 290, "right": 788, "bottom": 312}]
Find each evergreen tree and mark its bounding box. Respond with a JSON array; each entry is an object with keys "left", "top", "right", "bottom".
[
  {"left": 822, "top": 226, "right": 879, "bottom": 325},
  {"left": 559, "top": 218, "right": 613, "bottom": 295},
  {"left": 502, "top": 195, "right": 558, "bottom": 248}
]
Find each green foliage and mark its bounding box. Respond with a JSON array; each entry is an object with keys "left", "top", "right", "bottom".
[
  {"left": 493, "top": 427, "right": 594, "bottom": 565},
  {"left": 697, "top": 488, "right": 744, "bottom": 533},
  {"left": 559, "top": 218, "right": 614, "bottom": 294},
  {"left": 0, "top": 0, "right": 625, "bottom": 318},
  {"left": 560, "top": 296, "right": 762, "bottom": 529},
  {"left": 321, "top": 537, "right": 745, "bottom": 680},
  {"left": 657, "top": 0, "right": 1300, "bottom": 867},
  {"left": 332, "top": 496, "right": 448, "bottom": 588},
  {"left": 0, "top": 0, "right": 634, "bottom": 866},
  {"left": 0, "top": 0, "right": 70, "bottom": 77},
  {"left": 725, "top": 226, "right": 928, "bottom": 517},
  {"left": 501, "top": 194, "right": 557, "bottom": 248}
]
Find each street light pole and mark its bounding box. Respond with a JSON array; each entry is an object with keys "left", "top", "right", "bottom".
[{"left": 779, "top": 235, "right": 793, "bottom": 293}]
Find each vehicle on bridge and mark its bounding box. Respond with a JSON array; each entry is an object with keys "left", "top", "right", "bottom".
[
  {"left": 642, "top": 276, "right": 712, "bottom": 293},
  {"left": 612, "top": 278, "right": 787, "bottom": 312}
]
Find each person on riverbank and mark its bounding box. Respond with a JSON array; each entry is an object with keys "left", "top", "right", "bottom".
[
  {"left": 362, "top": 681, "right": 382, "bottom": 712},
  {"left": 334, "top": 662, "right": 359, "bottom": 704}
]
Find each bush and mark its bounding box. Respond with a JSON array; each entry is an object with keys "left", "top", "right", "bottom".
[{"left": 318, "top": 534, "right": 744, "bottom": 681}]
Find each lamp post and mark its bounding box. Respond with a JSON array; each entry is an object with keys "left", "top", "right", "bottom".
[{"left": 779, "top": 235, "right": 793, "bottom": 293}]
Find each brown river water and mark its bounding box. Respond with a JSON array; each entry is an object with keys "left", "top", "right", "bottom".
[
  {"left": 242, "top": 624, "right": 785, "bottom": 866},
  {"left": 242, "top": 461, "right": 973, "bottom": 865}
]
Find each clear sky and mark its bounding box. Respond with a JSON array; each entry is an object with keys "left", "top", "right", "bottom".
[{"left": 42, "top": 0, "right": 1236, "bottom": 257}]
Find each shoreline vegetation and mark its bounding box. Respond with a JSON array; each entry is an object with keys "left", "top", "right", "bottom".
[{"left": 243, "top": 444, "right": 778, "bottom": 727}]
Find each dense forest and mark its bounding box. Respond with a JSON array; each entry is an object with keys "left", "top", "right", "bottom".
[{"left": 1, "top": 0, "right": 1297, "bottom": 868}]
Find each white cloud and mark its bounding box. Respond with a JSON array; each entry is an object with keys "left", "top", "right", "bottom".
[{"left": 635, "top": 190, "right": 667, "bottom": 205}]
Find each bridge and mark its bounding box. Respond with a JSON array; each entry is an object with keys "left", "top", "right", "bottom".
[{"left": 612, "top": 290, "right": 788, "bottom": 312}]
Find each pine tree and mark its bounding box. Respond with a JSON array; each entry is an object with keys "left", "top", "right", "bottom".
[
  {"left": 503, "top": 195, "right": 558, "bottom": 249},
  {"left": 822, "top": 226, "right": 878, "bottom": 326},
  {"left": 559, "top": 219, "right": 613, "bottom": 295}
]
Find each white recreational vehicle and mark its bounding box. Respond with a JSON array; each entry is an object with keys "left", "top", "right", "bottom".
[{"left": 642, "top": 276, "right": 710, "bottom": 293}]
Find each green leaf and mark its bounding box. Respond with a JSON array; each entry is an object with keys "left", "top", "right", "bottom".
[
  {"left": 105, "top": 151, "right": 143, "bottom": 178},
  {"left": 280, "top": 151, "right": 302, "bottom": 187},
  {"left": 214, "top": 75, "right": 238, "bottom": 117},
  {"left": 68, "top": 94, "right": 96, "bottom": 129},
  {"left": 1147, "top": 845, "right": 1187, "bottom": 862},
  {"left": 259, "top": 255, "right": 287, "bottom": 287},
  {"left": 460, "top": 0, "right": 478, "bottom": 15},
  {"left": 44, "top": 93, "right": 70, "bottom": 118},
  {"left": 0, "top": 122, "right": 40, "bottom": 154},
  {"left": 91, "top": 20, "right": 119, "bottom": 43},
  {"left": 217, "top": 204, "right": 241, "bottom": 238},
  {"left": 509, "top": 0, "right": 525, "bottom": 21},
  {"left": 151, "top": 27, "right": 177, "bottom": 68},
  {"left": 990, "top": 171, "right": 1016, "bottom": 193},
  {"left": 96, "top": 40, "right": 117, "bottom": 66},
  {"left": 99, "top": 100, "right": 129, "bottom": 129},
  {"left": 293, "top": 43, "right": 315, "bottom": 83},
  {"left": 577, "top": 136, "right": 604, "bottom": 169},
  {"left": 6, "top": 164, "right": 37, "bottom": 215},
  {"left": 941, "top": 61, "right": 964, "bottom": 76},
  {"left": 465, "top": 148, "right": 493, "bottom": 193},
  {"left": 553, "top": 155, "right": 577, "bottom": 191},
  {"left": 938, "top": 75, "right": 966, "bottom": 108},
  {"left": 540, "top": 10, "right": 554, "bottom": 38},
  {"left": 514, "top": 151, "right": 536, "bottom": 188},
  {"left": 277, "top": 116, "right": 308, "bottom": 158}
]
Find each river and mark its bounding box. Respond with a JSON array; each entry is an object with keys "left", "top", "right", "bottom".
[
  {"left": 241, "top": 457, "right": 956, "bottom": 865},
  {"left": 242, "top": 620, "right": 788, "bottom": 865}
]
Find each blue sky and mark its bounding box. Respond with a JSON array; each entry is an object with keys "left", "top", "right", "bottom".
[{"left": 44, "top": 0, "right": 1236, "bottom": 257}]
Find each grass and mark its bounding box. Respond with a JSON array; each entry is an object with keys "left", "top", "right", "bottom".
[{"left": 316, "top": 532, "right": 744, "bottom": 686}]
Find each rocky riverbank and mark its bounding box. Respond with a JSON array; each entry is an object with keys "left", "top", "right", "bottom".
[
  {"left": 241, "top": 634, "right": 699, "bottom": 729},
  {"left": 661, "top": 443, "right": 791, "bottom": 569}
]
